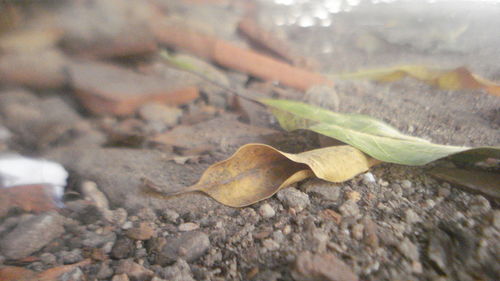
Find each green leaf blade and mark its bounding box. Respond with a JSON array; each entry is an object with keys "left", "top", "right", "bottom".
[{"left": 261, "top": 98, "right": 500, "bottom": 166}]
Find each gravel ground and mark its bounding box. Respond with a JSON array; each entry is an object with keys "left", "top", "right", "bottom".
[{"left": 0, "top": 0, "right": 499, "bottom": 281}]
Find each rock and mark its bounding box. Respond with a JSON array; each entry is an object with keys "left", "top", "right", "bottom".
[
  {"left": 59, "top": 267, "right": 85, "bottom": 281},
  {"left": 156, "top": 231, "right": 210, "bottom": 265},
  {"left": 81, "top": 181, "right": 110, "bottom": 210},
  {"left": 302, "top": 180, "right": 341, "bottom": 201},
  {"left": 276, "top": 187, "right": 310, "bottom": 212},
  {"left": 0, "top": 89, "right": 83, "bottom": 148},
  {"left": 362, "top": 217, "right": 379, "bottom": 249},
  {"left": 45, "top": 147, "right": 231, "bottom": 215},
  {"left": 405, "top": 209, "right": 422, "bottom": 224},
  {"left": 398, "top": 238, "right": 420, "bottom": 261},
  {"left": 68, "top": 61, "right": 199, "bottom": 116},
  {"left": 293, "top": 251, "right": 359, "bottom": 281},
  {"left": 0, "top": 49, "right": 67, "bottom": 88},
  {"left": 115, "top": 259, "right": 154, "bottom": 281},
  {"left": 339, "top": 200, "right": 361, "bottom": 219},
  {"left": 82, "top": 231, "right": 116, "bottom": 249},
  {"left": 352, "top": 224, "right": 364, "bottom": 240},
  {"left": 59, "top": 0, "right": 158, "bottom": 58},
  {"left": 160, "top": 209, "right": 179, "bottom": 223},
  {"left": 64, "top": 200, "right": 102, "bottom": 225},
  {"left": 492, "top": 210, "right": 500, "bottom": 229},
  {"left": 97, "top": 262, "right": 114, "bottom": 279},
  {"left": 58, "top": 249, "right": 84, "bottom": 264},
  {"left": 468, "top": 195, "right": 491, "bottom": 215},
  {"left": 362, "top": 172, "right": 376, "bottom": 184},
  {"left": 178, "top": 222, "right": 200, "bottom": 232},
  {"left": 139, "top": 103, "right": 183, "bottom": 128},
  {"left": 262, "top": 239, "right": 280, "bottom": 251},
  {"left": 112, "top": 274, "right": 130, "bottom": 281},
  {"left": 111, "top": 237, "right": 135, "bottom": 259},
  {"left": 259, "top": 203, "right": 276, "bottom": 218},
  {"left": 155, "top": 259, "right": 195, "bottom": 281},
  {"left": 400, "top": 180, "right": 413, "bottom": 189},
  {"left": 135, "top": 207, "right": 158, "bottom": 221},
  {"left": 40, "top": 253, "right": 57, "bottom": 266},
  {"left": 103, "top": 208, "right": 128, "bottom": 226},
  {"left": 126, "top": 222, "right": 155, "bottom": 240},
  {"left": 0, "top": 212, "right": 64, "bottom": 259},
  {"left": 151, "top": 114, "right": 278, "bottom": 150}
]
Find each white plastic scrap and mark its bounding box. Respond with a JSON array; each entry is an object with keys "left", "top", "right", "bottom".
[{"left": 0, "top": 154, "right": 68, "bottom": 203}]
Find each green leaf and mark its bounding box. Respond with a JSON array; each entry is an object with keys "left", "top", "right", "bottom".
[{"left": 260, "top": 98, "right": 500, "bottom": 165}]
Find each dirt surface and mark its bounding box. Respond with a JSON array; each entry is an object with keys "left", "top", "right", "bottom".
[{"left": 0, "top": 1, "right": 499, "bottom": 281}]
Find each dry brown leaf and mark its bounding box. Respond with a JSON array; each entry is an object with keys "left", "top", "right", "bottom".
[
  {"left": 430, "top": 167, "right": 500, "bottom": 200},
  {"left": 143, "top": 144, "right": 378, "bottom": 207},
  {"left": 336, "top": 65, "right": 500, "bottom": 97}
]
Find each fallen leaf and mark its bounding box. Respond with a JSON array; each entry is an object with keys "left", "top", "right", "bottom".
[
  {"left": 261, "top": 98, "right": 500, "bottom": 165},
  {"left": 334, "top": 65, "right": 500, "bottom": 97},
  {"left": 143, "top": 144, "right": 377, "bottom": 207},
  {"left": 429, "top": 167, "right": 500, "bottom": 200}
]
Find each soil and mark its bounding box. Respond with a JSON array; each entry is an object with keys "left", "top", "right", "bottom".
[{"left": 0, "top": 1, "right": 499, "bottom": 281}]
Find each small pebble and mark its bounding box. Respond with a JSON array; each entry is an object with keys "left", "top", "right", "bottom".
[
  {"left": 362, "top": 172, "right": 376, "bottom": 184},
  {"left": 178, "top": 222, "right": 200, "bottom": 232},
  {"left": 405, "top": 209, "right": 422, "bottom": 224},
  {"left": 161, "top": 209, "right": 180, "bottom": 222},
  {"left": 492, "top": 210, "right": 500, "bottom": 229},
  {"left": 126, "top": 222, "right": 155, "bottom": 240},
  {"left": 400, "top": 180, "right": 412, "bottom": 189},
  {"left": 468, "top": 195, "right": 491, "bottom": 215},
  {"left": 263, "top": 239, "right": 280, "bottom": 251},
  {"left": 339, "top": 200, "right": 361, "bottom": 219},
  {"left": 352, "top": 224, "right": 364, "bottom": 240},
  {"left": 346, "top": 191, "right": 361, "bottom": 202},
  {"left": 259, "top": 203, "right": 276, "bottom": 218},
  {"left": 276, "top": 187, "right": 310, "bottom": 212},
  {"left": 398, "top": 238, "right": 419, "bottom": 261},
  {"left": 121, "top": 221, "right": 133, "bottom": 230}
]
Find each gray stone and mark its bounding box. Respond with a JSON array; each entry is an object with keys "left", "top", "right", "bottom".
[
  {"left": 302, "top": 180, "right": 341, "bottom": 201},
  {"left": 293, "top": 251, "right": 359, "bottom": 281},
  {"left": 44, "top": 147, "right": 232, "bottom": 216},
  {"left": 362, "top": 172, "right": 376, "bottom": 184},
  {"left": 58, "top": 249, "right": 84, "bottom": 264},
  {"left": 81, "top": 181, "right": 109, "bottom": 210},
  {"left": 111, "top": 236, "right": 135, "bottom": 259},
  {"left": 40, "top": 252, "right": 57, "bottom": 266},
  {"left": 339, "top": 200, "right": 361, "bottom": 219},
  {"left": 82, "top": 231, "right": 116, "bottom": 248},
  {"left": 259, "top": 203, "right": 276, "bottom": 219},
  {"left": 60, "top": 268, "right": 85, "bottom": 281},
  {"left": 492, "top": 210, "right": 500, "bottom": 229},
  {"left": 276, "top": 187, "right": 310, "bottom": 212},
  {"left": 178, "top": 222, "right": 199, "bottom": 232},
  {"left": 468, "top": 195, "right": 491, "bottom": 215},
  {"left": 156, "top": 259, "right": 195, "bottom": 281},
  {"left": 263, "top": 239, "right": 280, "bottom": 251},
  {"left": 156, "top": 231, "right": 210, "bottom": 265},
  {"left": 97, "top": 262, "right": 114, "bottom": 279},
  {"left": 405, "top": 209, "right": 422, "bottom": 224},
  {"left": 398, "top": 238, "right": 420, "bottom": 261},
  {"left": 0, "top": 212, "right": 64, "bottom": 259},
  {"left": 138, "top": 103, "right": 182, "bottom": 128},
  {"left": 160, "top": 209, "right": 179, "bottom": 223},
  {"left": 400, "top": 180, "right": 413, "bottom": 189}
]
